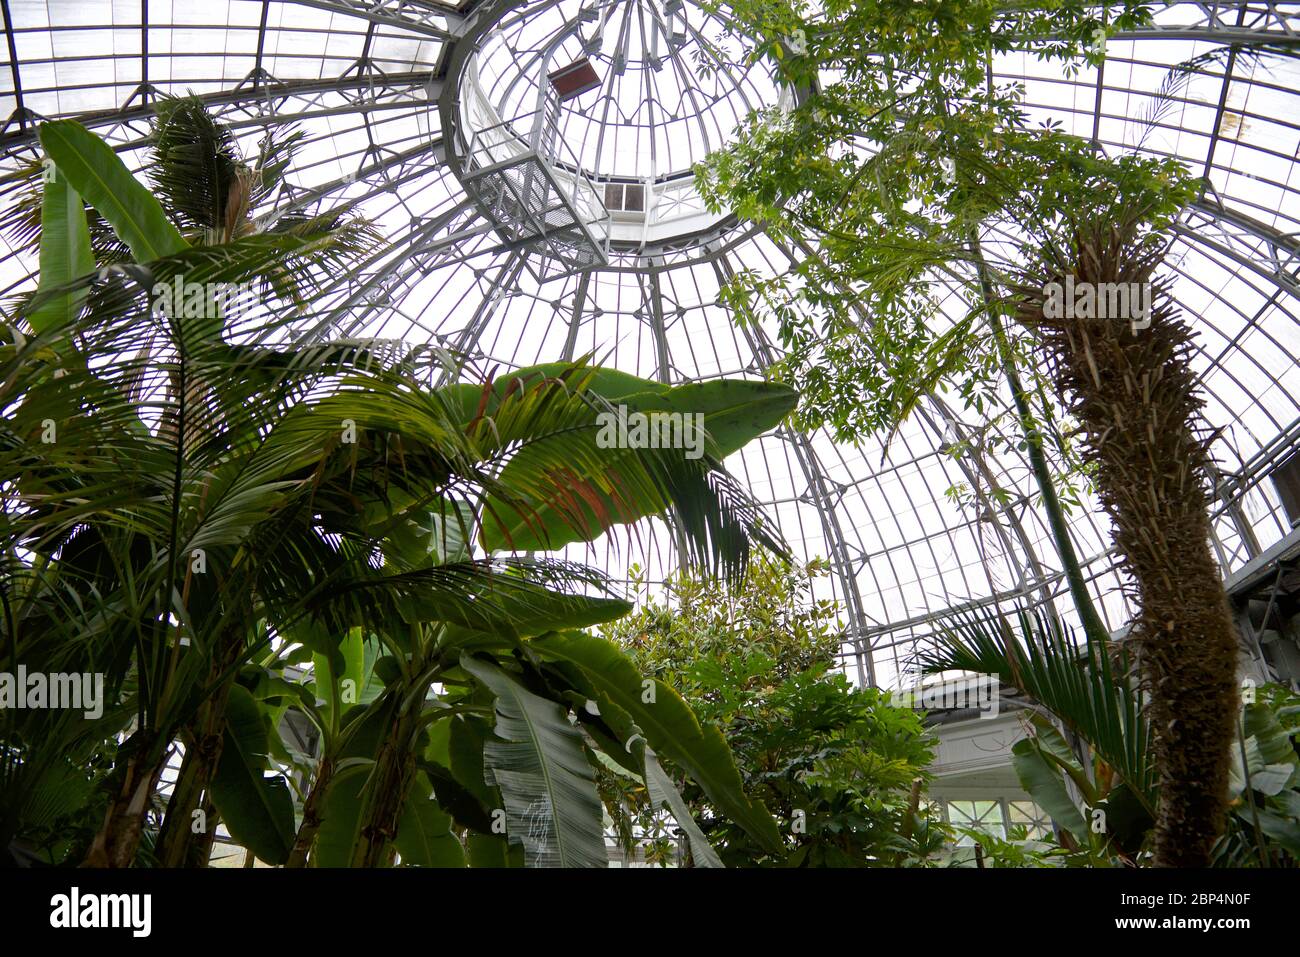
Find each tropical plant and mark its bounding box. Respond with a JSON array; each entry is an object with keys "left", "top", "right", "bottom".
[
  {"left": 1, "top": 100, "right": 385, "bottom": 867},
  {"left": 697, "top": 0, "right": 1244, "bottom": 864},
  {"left": 601, "top": 557, "right": 942, "bottom": 866},
  {"left": 2, "top": 106, "right": 799, "bottom": 868},
  {"left": 919, "top": 608, "right": 1300, "bottom": 867}
]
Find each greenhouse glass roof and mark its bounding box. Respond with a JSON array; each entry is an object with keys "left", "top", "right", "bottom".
[{"left": 1, "top": 0, "right": 1298, "bottom": 688}]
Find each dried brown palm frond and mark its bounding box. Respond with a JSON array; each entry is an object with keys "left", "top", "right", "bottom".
[{"left": 1016, "top": 214, "right": 1239, "bottom": 868}]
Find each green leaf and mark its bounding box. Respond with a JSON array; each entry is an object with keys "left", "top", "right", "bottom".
[
  {"left": 1230, "top": 702, "right": 1300, "bottom": 799},
  {"left": 640, "top": 744, "right": 723, "bottom": 868},
  {"left": 1011, "top": 737, "right": 1088, "bottom": 839},
  {"left": 448, "top": 363, "right": 670, "bottom": 423},
  {"left": 466, "top": 832, "right": 523, "bottom": 868},
  {"left": 1245, "top": 700, "right": 1300, "bottom": 767},
  {"left": 309, "top": 559, "right": 631, "bottom": 638},
  {"left": 448, "top": 713, "right": 498, "bottom": 811},
  {"left": 37, "top": 120, "right": 188, "bottom": 263},
  {"left": 209, "top": 685, "right": 296, "bottom": 865},
  {"left": 630, "top": 379, "right": 799, "bottom": 458},
  {"left": 460, "top": 654, "right": 608, "bottom": 868},
  {"left": 422, "top": 760, "right": 495, "bottom": 833},
  {"left": 529, "top": 630, "right": 783, "bottom": 854},
  {"left": 29, "top": 167, "right": 94, "bottom": 332},
  {"left": 394, "top": 773, "right": 466, "bottom": 867},
  {"left": 1252, "top": 764, "right": 1296, "bottom": 797},
  {"left": 480, "top": 377, "right": 796, "bottom": 553},
  {"left": 1257, "top": 808, "right": 1300, "bottom": 857},
  {"left": 1026, "top": 713, "right": 1097, "bottom": 804},
  {"left": 372, "top": 494, "right": 474, "bottom": 568},
  {"left": 312, "top": 626, "right": 365, "bottom": 731}
]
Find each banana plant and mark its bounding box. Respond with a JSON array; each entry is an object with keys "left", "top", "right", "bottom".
[
  {"left": 274, "top": 365, "right": 795, "bottom": 867},
  {"left": 4, "top": 96, "right": 799, "bottom": 868}
]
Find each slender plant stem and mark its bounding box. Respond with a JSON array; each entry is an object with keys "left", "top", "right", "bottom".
[{"left": 968, "top": 230, "right": 1110, "bottom": 647}]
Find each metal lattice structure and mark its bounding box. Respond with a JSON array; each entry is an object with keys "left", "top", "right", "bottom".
[{"left": 2, "top": 0, "right": 1299, "bottom": 689}]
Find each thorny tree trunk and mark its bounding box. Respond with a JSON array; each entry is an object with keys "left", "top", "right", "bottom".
[{"left": 1018, "top": 217, "right": 1239, "bottom": 867}]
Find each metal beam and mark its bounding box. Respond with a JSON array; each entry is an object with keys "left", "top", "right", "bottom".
[
  {"left": 0, "top": 69, "right": 441, "bottom": 156},
  {"left": 1178, "top": 204, "right": 1300, "bottom": 302},
  {"left": 298, "top": 198, "right": 478, "bottom": 340},
  {"left": 1113, "top": 27, "right": 1300, "bottom": 44},
  {"left": 292, "top": 0, "right": 465, "bottom": 40}
]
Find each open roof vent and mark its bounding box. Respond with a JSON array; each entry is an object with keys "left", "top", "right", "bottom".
[{"left": 547, "top": 58, "right": 601, "bottom": 101}]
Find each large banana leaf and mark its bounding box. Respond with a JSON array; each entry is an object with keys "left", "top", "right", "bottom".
[
  {"left": 445, "top": 362, "right": 669, "bottom": 422},
  {"left": 393, "top": 772, "right": 466, "bottom": 867},
  {"left": 460, "top": 655, "right": 608, "bottom": 868},
  {"left": 478, "top": 375, "right": 796, "bottom": 555},
  {"left": 310, "top": 626, "right": 366, "bottom": 733},
  {"left": 466, "top": 832, "right": 523, "bottom": 867},
  {"left": 1229, "top": 700, "right": 1300, "bottom": 799},
  {"left": 1010, "top": 737, "right": 1088, "bottom": 839},
  {"left": 448, "top": 713, "right": 498, "bottom": 811},
  {"left": 641, "top": 744, "right": 724, "bottom": 868},
  {"left": 627, "top": 379, "right": 802, "bottom": 458},
  {"left": 208, "top": 685, "right": 296, "bottom": 865},
  {"left": 529, "top": 630, "right": 784, "bottom": 854},
  {"left": 37, "top": 120, "right": 188, "bottom": 263},
  {"left": 473, "top": 365, "right": 797, "bottom": 459},
  {"left": 28, "top": 167, "right": 94, "bottom": 332}
]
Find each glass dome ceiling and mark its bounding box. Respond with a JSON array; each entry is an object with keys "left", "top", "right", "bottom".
[{"left": 1, "top": 0, "right": 1298, "bottom": 689}]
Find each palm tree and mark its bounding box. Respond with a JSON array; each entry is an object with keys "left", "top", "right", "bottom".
[
  {"left": 1016, "top": 211, "right": 1240, "bottom": 867},
  {"left": 0, "top": 99, "right": 386, "bottom": 865},
  {"left": 2, "top": 109, "right": 797, "bottom": 867}
]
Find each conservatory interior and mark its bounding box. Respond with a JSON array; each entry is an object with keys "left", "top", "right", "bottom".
[{"left": 1, "top": 0, "right": 1299, "bottom": 873}]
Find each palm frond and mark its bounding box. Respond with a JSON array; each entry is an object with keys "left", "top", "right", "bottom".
[
  {"left": 148, "top": 94, "right": 245, "bottom": 236},
  {"left": 915, "top": 605, "right": 1155, "bottom": 811}
]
